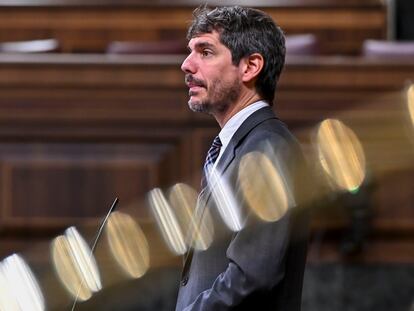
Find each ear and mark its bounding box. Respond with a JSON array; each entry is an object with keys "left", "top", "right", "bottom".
[{"left": 240, "top": 53, "right": 264, "bottom": 83}]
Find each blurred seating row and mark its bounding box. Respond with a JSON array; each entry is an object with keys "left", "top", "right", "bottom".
[
  {"left": 2, "top": 36, "right": 414, "bottom": 58},
  {"left": 0, "top": 0, "right": 387, "bottom": 55},
  {"left": 0, "top": 38, "right": 60, "bottom": 53}
]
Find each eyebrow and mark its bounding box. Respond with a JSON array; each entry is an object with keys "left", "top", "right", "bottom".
[{"left": 188, "top": 41, "right": 216, "bottom": 52}]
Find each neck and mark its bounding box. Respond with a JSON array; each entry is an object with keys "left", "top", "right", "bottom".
[{"left": 215, "top": 92, "right": 262, "bottom": 128}]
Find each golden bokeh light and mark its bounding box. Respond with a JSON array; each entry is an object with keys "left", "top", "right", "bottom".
[
  {"left": 51, "top": 227, "right": 102, "bottom": 301},
  {"left": 148, "top": 188, "right": 187, "bottom": 255},
  {"left": 408, "top": 84, "right": 414, "bottom": 127},
  {"left": 168, "top": 183, "right": 214, "bottom": 251},
  {"left": 239, "top": 151, "right": 293, "bottom": 222},
  {"left": 106, "top": 211, "right": 150, "bottom": 279},
  {"left": 0, "top": 254, "right": 45, "bottom": 311},
  {"left": 317, "top": 118, "right": 366, "bottom": 192},
  {"left": 52, "top": 236, "right": 92, "bottom": 301},
  {"left": 208, "top": 168, "right": 243, "bottom": 232}
]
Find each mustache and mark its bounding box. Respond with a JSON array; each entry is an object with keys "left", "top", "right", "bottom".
[{"left": 185, "top": 74, "right": 206, "bottom": 87}]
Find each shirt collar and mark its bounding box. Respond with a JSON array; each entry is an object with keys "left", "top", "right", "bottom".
[{"left": 218, "top": 100, "right": 269, "bottom": 158}]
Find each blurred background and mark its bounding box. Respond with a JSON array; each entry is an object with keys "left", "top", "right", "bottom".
[{"left": 0, "top": 0, "right": 413, "bottom": 310}]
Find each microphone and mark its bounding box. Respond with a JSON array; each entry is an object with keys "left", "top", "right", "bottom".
[{"left": 70, "top": 197, "right": 119, "bottom": 311}]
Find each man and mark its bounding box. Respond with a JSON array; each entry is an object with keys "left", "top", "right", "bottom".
[{"left": 176, "top": 6, "right": 309, "bottom": 311}]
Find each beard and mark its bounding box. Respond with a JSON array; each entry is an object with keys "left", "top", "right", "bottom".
[{"left": 186, "top": 75, "right": 241, "bottom": 115}]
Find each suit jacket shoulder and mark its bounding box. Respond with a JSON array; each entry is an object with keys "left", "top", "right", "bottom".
[{"left": 175, "top": 106, "right": 309, "bottom": 311}]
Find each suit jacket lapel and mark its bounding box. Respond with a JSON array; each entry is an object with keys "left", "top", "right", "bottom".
[
  {"left": 181, "top": 106, "right": 278, "bottom": 272},
  {"left": 216, "top": 106, "right": 278, "bottom": 175}
]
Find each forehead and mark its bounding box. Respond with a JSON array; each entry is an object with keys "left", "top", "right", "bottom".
[{"left": 188, "top": 31, "right": 225, "bottom": 50}]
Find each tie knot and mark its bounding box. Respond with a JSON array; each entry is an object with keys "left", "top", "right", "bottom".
[
  {"left": 205, "top": 136, "right": 222, "bottom": 167},
  {"left": 211, "top": 135, "right": 222, "bottom": 149},
  {"left": 201, "top": 135, "right": 222, "bottom": 189}
]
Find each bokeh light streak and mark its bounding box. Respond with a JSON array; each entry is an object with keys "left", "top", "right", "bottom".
[
  {"left": 0, "top": 254, "right": 45, "bottom": 311},
  {"left": 52, "top": 236, "right": 92, "bottom": 301},
  {"left": 208, "top": 168, "right": 243, "bottom": 232},
  {"left": 65, "top": 227, "right": 102, "bottom": 292},
  {"left": 316, "top": 118, "right": 366, "bottom": 192},
  {"left": 0, "top": 265, "right": 19, "bottom": 311},
  {"left": 169, "top": 183, "right": 214, "bottom": 251},
  {"left": 106, "top": 211, "right": 150, "bottom": 278},
  {"left": 51, "top": 226, "right": 102, "bottom": 302},
  {"left": 408, "top": 84, "right": 414, "bottom": 127},
  {"left": 239, "top": 151, "right": 294, "bottom": 222},
  {"left": 148, "top": 188, "right": 187, "bottom": 255}
]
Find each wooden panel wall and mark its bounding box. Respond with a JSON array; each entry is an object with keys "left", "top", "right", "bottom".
[
  {"left": 0, "top": 54, "right": 413, "bottom": 264},
  {"left": 0, "top": 0, "right": 387, "bottom": 55}
]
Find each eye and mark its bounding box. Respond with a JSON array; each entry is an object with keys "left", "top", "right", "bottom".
[{"left": 201, "top": 49, "right": 212, "bottom": 57}]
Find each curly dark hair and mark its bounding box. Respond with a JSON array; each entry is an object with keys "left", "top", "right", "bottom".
[{"left": 187, "top": 6, "right": 285, "bottom": 105}]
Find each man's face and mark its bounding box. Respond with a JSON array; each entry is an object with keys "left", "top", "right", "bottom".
[{"left": 181, "top": 31, "right": 242, "bottom": 114}]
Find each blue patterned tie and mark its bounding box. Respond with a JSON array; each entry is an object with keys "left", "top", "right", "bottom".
[{"left": 201, "top": 135, "right": 222, "bottom": 189}]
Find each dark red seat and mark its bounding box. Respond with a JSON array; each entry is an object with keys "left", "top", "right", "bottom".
[
  {"left": 106, "top": 40, "right": 187, "bottom": 54},
  {"left": 362, "top": 39, "right": 414, "bottom": 58},
  {"left": 285, "top": 34, "right": 319, "bottom": 56}
]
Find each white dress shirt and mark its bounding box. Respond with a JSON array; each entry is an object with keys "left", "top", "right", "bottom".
[{"left": 213, "top": 100, "right": 269, "bottom": 169}]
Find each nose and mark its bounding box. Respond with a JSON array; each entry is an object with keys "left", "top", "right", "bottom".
[{"left": 181, "top": 53, "right": 196, "bottom": 74}]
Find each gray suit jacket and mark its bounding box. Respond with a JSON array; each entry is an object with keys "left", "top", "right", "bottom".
[{"left": 175, "top": 107, "right": 309, "bottom": 311}]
